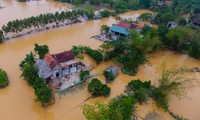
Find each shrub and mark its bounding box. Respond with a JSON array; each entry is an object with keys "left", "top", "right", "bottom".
[
  {"left": 100, "top": 10, "right": 111, "bottom": 17},
  {"left": 87, "top": 78, "right": 110, "bottom": 97},
  {"left": 85, "top": 48, "right": 103, "bottom": 64},
  {"left": 0, "top": 69, "right": 9, "bottom": 88},
  {"left": 103, "top": 70, "right": 115, "bottom": 83},
  {"left": 134, "top": 88, "right": 148, "bottom": 104},
  {"left": 80, "top": 70, "right": 90, "bottom": 80}
]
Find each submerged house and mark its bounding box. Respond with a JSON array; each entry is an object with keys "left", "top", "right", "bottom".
[
  {"left": 105, "top": 66, "right": 119, "bottom": 76},
  {"left": 110, "top": 21, "right": 138, "bottom": 40},
  {"left": 35, "top": 50, "right": 80, "bottom": 81}
]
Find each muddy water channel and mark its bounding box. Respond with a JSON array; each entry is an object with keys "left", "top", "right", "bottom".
[{"left": 0, "top": 1, "right": 200, "bottom": 120}]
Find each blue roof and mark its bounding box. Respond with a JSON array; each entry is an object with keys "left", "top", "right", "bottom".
[{"left": 110, "top": 25, "right": 129, "bottom": 36}]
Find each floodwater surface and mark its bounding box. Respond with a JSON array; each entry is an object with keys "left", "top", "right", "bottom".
[{"left": 0, "top": 1, "right": 200, "bottom": 120}]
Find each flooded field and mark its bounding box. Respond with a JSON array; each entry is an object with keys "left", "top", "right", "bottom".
[{"left": 0, "top": 1, "right": 200, "bottom": 120}]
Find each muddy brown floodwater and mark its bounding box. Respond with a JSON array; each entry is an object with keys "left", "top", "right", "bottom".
[{"left": 0, "top": 1, "right": 200, "bottom": 120}]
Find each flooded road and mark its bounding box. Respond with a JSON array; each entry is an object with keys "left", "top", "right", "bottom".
[{"left": 0, "top": 1, "right": 200, "bottom": 120}]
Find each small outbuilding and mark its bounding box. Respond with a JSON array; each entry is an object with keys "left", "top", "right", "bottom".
[
  {"left": 167, "top": 21, "right": 177, "bottom": 29},
  {"left": 105, "top": 66, "right": 119, "bottom": 76}
]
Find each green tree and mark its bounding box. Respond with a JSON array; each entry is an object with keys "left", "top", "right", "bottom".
[
  {"left": 139, "top": 0, "right": 151, "bottom": 9},
  {"left": 80, "top": 70, "right": 90, "bottom": 80},
  {"left": 82, "top": 5, "right": 95, "bottom": 19},
  {"left": 22, "top": 62, "right": 39, "bottom": 86},
  {"left": 0, "top": 69, "right": 9, "bottom": 88},
  {"left": 0, "top": 30, "right": 4, "bottom": 43},
  {"left": 82, "top": 94, "right": 136, "bottom": 120},
  {"left": 35, "top": 85, "right": 53, "bottom": 103},
  {"left": 100, "top": 25, "right": 110, "bottom": 34},
  {"left": 189, "top": 40, "right": 200, "bottom": 59},
  {"left": 100, "top": 10, "right": 111, "bottom": 17},
  {"left": 134, "top": 88, "right": 148, "bottom": 104},
  {"left": 19, "top": 52, "right": 35, "bottom": 69},
  {"left": 87, "top": 78, "right": 110, "bottom": 97},
  {"left": 166, "top": 27, "right": 195, "bottom": 51},
  {"left": 178, "top": 18, "right": 187, "bottom": 26},
  {"left": 34, "top": 43, "right": 49, "bottom": 59}
]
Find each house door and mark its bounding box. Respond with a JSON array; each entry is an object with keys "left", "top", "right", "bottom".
[{"left": 56, "top": 72, "right": 59, "bottom": 77}]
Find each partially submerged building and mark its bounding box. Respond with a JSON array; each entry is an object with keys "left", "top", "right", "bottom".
[
  {"left": 35, "top": 50, "right": 80, "bottom": 82},
  {"left": 105, "top": 66, "right": 119, "bottom": 76},
  {"left": 109, "top": 21, "right": 142, "bottom": 40}
]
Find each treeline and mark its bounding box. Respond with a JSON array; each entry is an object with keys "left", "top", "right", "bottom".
[
  {"left": 2, "top": 10, "right": 82, "bottom": 33},
  {"left": 20, "top": 45, "right": 53, "bottom": 107},
  {"left": 55, "top": 0, "right": 152, "bottom": 13},
  {"left": 1, "top": 10, "right": 83, "bottom": 40}
]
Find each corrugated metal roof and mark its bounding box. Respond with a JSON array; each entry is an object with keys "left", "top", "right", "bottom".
[{"left": 110, "top": 25, "right": 129, "bottom": 36}]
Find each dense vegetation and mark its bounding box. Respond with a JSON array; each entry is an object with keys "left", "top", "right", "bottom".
[
  {"left": 82, "top": 94, "right": 136, "bottom": 120},
  {"left": 125, "top": 79, "right": 151, "bottom": 104},
  {"left": 100, "top": 29, "right": 161, "bottom": 75},
  {"left": 87, "top": 78, "right": 110, "bottom": 97},
  {"left": 80, "top": 70, "right": 90, "bottom": 80},
  {"left": 22, "top": 62, "right": 53, "bottom": 104},
  {"left": 1, "top": 10, "right": 83, "bottom": 41},
  {"left": 0, "top": 69, "right": 9, "bottom": 88},
  {"left": 20, "top": 45, "right": 53, "bottom": 106},
  {"left": 83, "top": 67, "right": 192, "bottom": 120},
  {"left": 72, "top": 45, "right": 103, "bottom": 64}
]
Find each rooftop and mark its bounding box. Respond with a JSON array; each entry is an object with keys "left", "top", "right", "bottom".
[
  {"left": 44, "top": 53, "right": 59, "bottom": 70},
  {"left": 105, "top": 66, "right": 119, "bottom": 76},
  {"left": 44, "top": 50, "right": 75, "bottom": 70},
  {"left": 117, "top": 21, "right": 138, "bottom": 29},
  {"left": 53, "top": 50, "right": 74, "bottom": 63},
  {"left": 110, "top": 25, "right": 129, "bottom": 36},
  {"left": 35, "top": 59, "right": 53, "bottom": 79},
  {"left": 117, "top": 21, "right": 132, "bottom": 28}
]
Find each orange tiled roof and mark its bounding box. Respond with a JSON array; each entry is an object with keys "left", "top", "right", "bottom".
[
  {"left": 44, "top": 53, "right": 59, "bottom": 70},
  {"left": 138, "top": 23, "right": 145, "bottom": 29},
  {"left": 117, "top": 21, "right": 132, "bottom": 28}
]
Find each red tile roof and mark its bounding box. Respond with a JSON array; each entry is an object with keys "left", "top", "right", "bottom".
[
  {"left": 165, "top": 0, "right": 172, "bottom": 5},
  {"left": 130, "top": 23, "right": 138, "bottom": 29},
  {"left": 53, "top": 50, "right": 74, "bottom": 63},
  {"left": 44, "top": 53, "right": 59, "bottom": 70},
  {"left": 117, "top": 21, "right": 132, "bottom": 29}
]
